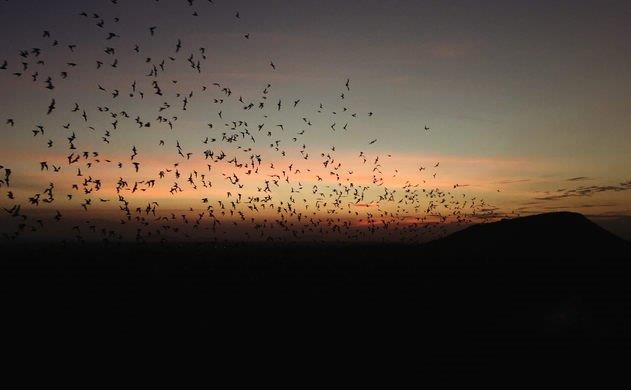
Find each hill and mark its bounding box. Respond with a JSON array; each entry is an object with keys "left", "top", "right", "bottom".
[
  {"left": 424, "top": 211, "right": 631, "bottom": 259},
  {"left": 1, "top": 212, "right": 630, "bottom": 371}
]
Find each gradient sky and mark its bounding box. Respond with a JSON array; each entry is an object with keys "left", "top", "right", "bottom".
[{"left": 1, "top": 0, "right": 630, "bottom": 241}]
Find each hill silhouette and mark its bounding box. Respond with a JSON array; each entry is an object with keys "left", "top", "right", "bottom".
[
  {"left": 425, "top": 211, "right": 631, "bottom": 259},
  {"left": 1, "top": 212, "right": 630, "bottom": 371}
]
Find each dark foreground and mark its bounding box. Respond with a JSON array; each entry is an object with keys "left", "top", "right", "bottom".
[{"left": 2, "top": 212, "right": 631, "bottom": 373}]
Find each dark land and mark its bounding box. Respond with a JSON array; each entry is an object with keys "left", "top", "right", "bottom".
[{"left": 2, "top": 212, "right": 631, "bottom": 371}]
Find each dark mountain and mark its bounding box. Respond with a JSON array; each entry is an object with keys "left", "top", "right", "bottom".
[
  {"left": 1, "top": 212, "right": 630, "bottom": 372},
  {"left": 424, "top": 211, "right": 631, "bottom": 259}
]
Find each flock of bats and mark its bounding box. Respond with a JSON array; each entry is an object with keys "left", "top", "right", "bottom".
[{"left": 0, "top": 0, "right": 496, "bottom": 244}]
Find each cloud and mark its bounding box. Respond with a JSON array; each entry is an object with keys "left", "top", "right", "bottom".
[
  {"left": 534, "top": 181, "right": 631, "bottom": 201},
  {"left": 496, "top": 179, "right": 531, "bottom": 185}
]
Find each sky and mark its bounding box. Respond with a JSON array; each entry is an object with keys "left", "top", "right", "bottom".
[{"left": 1, "top": 0, "right": 630, "bottom": 241}]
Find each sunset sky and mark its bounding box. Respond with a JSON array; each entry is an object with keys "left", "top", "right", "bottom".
[{"left": 1, "top": 0, "right": 630, "bottom": 241}]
